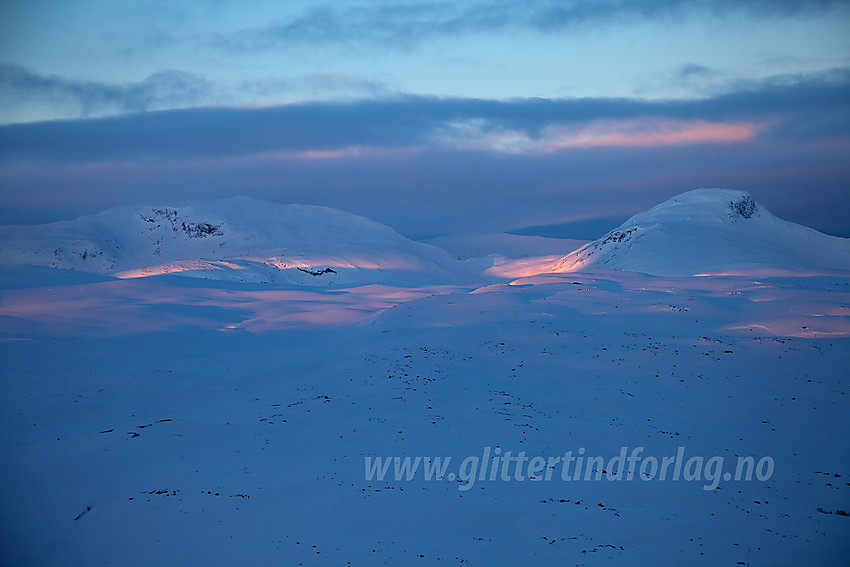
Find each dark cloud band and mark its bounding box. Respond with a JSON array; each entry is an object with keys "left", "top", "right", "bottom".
[{"left": 1, "top": 68, "right": 847, "bottom": 163}]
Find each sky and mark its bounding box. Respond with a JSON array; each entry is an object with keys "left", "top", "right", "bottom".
[{"left": 1, "top": 0, "right": 849, "bottom": 238}]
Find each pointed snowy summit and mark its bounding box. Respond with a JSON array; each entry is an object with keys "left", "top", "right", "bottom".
[{"left": 553, "top": 189, "right": 850, "bottom": 275}]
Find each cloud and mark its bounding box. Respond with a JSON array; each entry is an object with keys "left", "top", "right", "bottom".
[
  {"left": 217, "top": 0, "right": 849, "bottom": 51},
  {"left": 1, "top": 68, "right": 848, "bottom": 238},
  {"left": 219, "top": 3, "right": 509, "bottom": 51},
  {"left": 2, "top": 68, "right": 847, "bottom": 163},
  {"left": 527, "top": 0, "right": 846, "bottom": 29},
  {"left": 296, "top": 72, "right": 388, "bottom": 96},
  {"left": 1, "top": 65, "right": 393, "bottom": 122},
  {"left": 437, "top": 118, "right": 766, "bottom": 153},
  {"left": 0, "top": 74, "right": 846, "bottom": 240},
  {"left": 0, "top": 64, "right": 213, "bottom": 117},
  {"left": 251, "top": 72, "right": 389, "bottom": 99},
  {"left": 633, "top": 64, "right": 729, "bottom": 98},
  {"left": 2, "top": 130, "right": 848, "bottom": 238},
  {"left": 677, "top": 64, "right": 716, "bottom": 80}
]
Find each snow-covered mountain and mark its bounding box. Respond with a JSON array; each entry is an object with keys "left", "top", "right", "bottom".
[
  {"left": 552, "top": 188, "right": 850, "bottom": 275},
  {"left": 4, "top": 190, "right": 848, "bottom": 283},
  {"left": 2, "top": 190, "right": 849, "bottom": 565},
  {"left": 0, "top": 196, "right": 463, "bottom": 284}
]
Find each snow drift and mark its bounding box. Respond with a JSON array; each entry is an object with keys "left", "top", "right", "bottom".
[{"left": 552, "top": 188, "right": 850, "bottom": 276}]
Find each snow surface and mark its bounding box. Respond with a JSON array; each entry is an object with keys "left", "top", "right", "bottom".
[{"left": 1, "top": 189, "right": 849, "bottom": 565}]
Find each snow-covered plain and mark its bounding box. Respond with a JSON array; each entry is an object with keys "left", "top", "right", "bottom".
[{"left": 1, "top": 190, "right": 848, "bottom": 565}]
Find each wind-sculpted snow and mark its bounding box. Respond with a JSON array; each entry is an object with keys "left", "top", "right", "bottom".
[{"left": 1, "top": 265, "right": 848, "bottom": 565}]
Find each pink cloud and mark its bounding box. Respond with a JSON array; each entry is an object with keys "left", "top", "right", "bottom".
[
  {"left": 440, "top": 118, "right": 769, "bottom": 154},
  {"left": 544, "top": 119, "right": 766, "bottom": 150},
  {"left": 290, "top": 145, "right": 421, "bottom": 160}
]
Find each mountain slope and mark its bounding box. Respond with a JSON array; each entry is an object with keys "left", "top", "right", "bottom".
[
  {"left": 0, "top": 196, "right": 462, "bottom": 285},
  {"left": 552, "top": 188, "right": 850, "bottom": 275}
]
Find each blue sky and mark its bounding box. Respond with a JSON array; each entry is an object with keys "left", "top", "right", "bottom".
[{"left": 1, "top": 0, "right": 849, "bottom": 237}]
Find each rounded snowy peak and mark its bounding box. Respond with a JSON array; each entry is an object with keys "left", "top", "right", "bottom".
[
  {"left": 94, "top": 196, "right": 403, "bottom": 247},
  {"left": 553, "top": 188, "right": 850, "bottom": 276},
  {"left": 635, "top": 188, "right": 760, "bottom": 223},
  {"left": 0, "top": 196, "right": 461, "bottom": 285}
]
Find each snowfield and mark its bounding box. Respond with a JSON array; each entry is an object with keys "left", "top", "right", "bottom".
[{"left": 1, "top": 189, "right": 848, "bottom": 565}]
